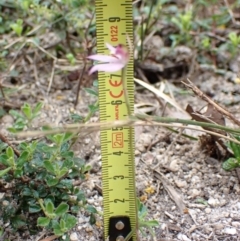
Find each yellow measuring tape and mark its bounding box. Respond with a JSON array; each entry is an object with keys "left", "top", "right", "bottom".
[{"left": 95, "top": 0, "right": 136, "bottom": 240}]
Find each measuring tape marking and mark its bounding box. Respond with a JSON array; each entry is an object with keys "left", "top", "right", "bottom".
[{"left": 95, "top": 0, "right": 136, "bottom": 240}]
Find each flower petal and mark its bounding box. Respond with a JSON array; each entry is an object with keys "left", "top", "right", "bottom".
[
  {"left": 106, "top": 43, "right": 116, "bottom": 54},
  {"left": 87, "top": 54, "right": 117, "bottom": 62},
  {"left": 89, "top": 63, "right": 125, "bottom": 75}
]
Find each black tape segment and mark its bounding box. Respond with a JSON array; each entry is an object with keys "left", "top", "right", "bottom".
[{"left": 108, "top": 216, "right": 132, "bottom": 241}]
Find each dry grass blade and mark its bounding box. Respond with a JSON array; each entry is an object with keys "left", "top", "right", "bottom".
[
  {"left": 47, "top": 59, "right": 57, "bottom": 95},
  {"left": 15, "top": 118, "right": 240, "bottom": 145},
  {"left": 153, "top": 170, "right": 185, "bottom": 214},
  {"left": 39, "top": 235, "right": 59, "bottom": 241},
  {"left": 134, "top": 78, "right": 189, "bottom": 115},
  {"left": 182, "top": 79, "right": 240, "bottom": 126}
]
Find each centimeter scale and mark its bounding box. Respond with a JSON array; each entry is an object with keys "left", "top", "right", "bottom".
[{"left": 95, "top": 0, "right": 137, "bottom": 240}]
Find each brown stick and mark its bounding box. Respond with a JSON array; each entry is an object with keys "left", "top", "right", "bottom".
[
  {"left": 182, "top": 79, "right": 240, "bottom": 127},
  {"left": 0, "top": 132, "right": 20, "bottom": 157}
]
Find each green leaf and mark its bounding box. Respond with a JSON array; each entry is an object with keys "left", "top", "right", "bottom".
[
  {"left": 32, "top": 102, "right": 43, "bottom": 117},
  {"left": 62, "top": 214, "right": 77, "bottom": 229},
  {"left": 86, "top": 205, "right": 97, "bottom": 214},
  {"left": 195, "top": 198, "right": 208, "bottom": 205},
  {"left": 62, "top": 132, "right": 75, "bottom": 143},
  {"left": 60, "top": 218, "right": 66, "bottom": 230},
  {"left": 12, "top": 215, "right": 26, "bottom": 229},
  {"left": 222, "top": 157, "right": 240, "bottom": 171},
  {"left": 42, "top": 145, "right": 58, "bottom": 153},
  {"left": 21, "top": 103, "right": 32, "bottom": 120},
  {"left": 82, "top": 164, "right": 91, "bottom": 173},
  {"left": 70, "top": 113, "right": 83, "bottom": 123},
  {"left": 37, "top": 185, "right": 48, "bottom": 197},
  {"left": 29, "top": 204, "right": 41, "bottom": 213},
  {"left": 32, "top": 190, "right": 39, "bottom": 199},
  {"left": 0, "top": 167, "right": 11, "bottom": 177},
  {"left": 9, "top": 109, "right": 24, "bottom": 119},
  {"left": 10, "top": 19, "right": 23, "bottom": 37},
  {"left": 71, "top": 205, "right": 80, "bottom": 213},
  {"left": 89, "top": 213, "right": 96, "bottom": 225},
  {"left": 138, "top": 200, "right": 147, "bottom": 219},
  {"left": 58, "top": 179, "right": 73, "bottom": 189},
  {"left": 52, "top": 220, "right": 64, "bottom": 236},
  {"left": 7, "top": 157, "right": 15, "bottom": 168},
  {"left": 55, "top": 203, "right": 69, "bottom": 216},
  {"left": 14, "top": 168, "right": 23, "bottom": 178},
  {"left": 44, "top": 160, "right": 55, "bottom": 174},
  {"left": 140, "top": 220, "right": 159, "bottom": 228},
  {"left": 52, "top": 134, "right": 64, "bottom": 145},
  {"left": 8, "top": 119, "right": 26, "bottom": 132},
  {"left": 61, "top": 155, "right": 74, "bottom": 167},
  {"left": 46, "top": 200, "right": 55, "bottom": 215},
  {"left": 58, "top": 167, "right": 68, "bottom": 178},
  {"left": 53, "top": 227, "right": 64, "bottom": 236},
  {"left": 88, "top": 104, "right": 99, "bottom": 113},
  {"left": 37, "top": 217, "right": 51, "bottom": 227},
  {"left": 75, "top": 190, "right": 86, "bottom": 201},
  {"left": 71, "top": 0, "right": 86, "bottom": 7},
  {"left": 22, "top": 187, "right": 32, "bottom": 196},
  {"left": 0, "top": 141, "right": 8, "bottom": 152},
  {"left": 6, "top": 147, "right": 14, "bottom": 159},
  {"left": 17, "top": 151, "right": 29, "bottom": 168},
  {"left": 46, "top": 176, "right": 59, "bottom": 187},
  {"left": 84, "top": 87, "right": 98, "bottom": 97},
  {"left": 230, "top": 139, "right": 240, "bottom": 158},
  {"left": 0, "top": 154, "right": 9, "bottom": 166}
]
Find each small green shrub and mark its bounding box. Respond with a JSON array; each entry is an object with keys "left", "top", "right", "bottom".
[
  {"left": 0, "top": 83, "right": 99, "bottom": 239},
  {"left": 223, "top": 136, "right": 240, "bottom": 171},
  {"left": 137, "top": 199, "right": 159, "bottom": 238}
]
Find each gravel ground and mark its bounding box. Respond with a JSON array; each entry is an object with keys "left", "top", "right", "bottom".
[{"left": 0, "top": 64, "right": 240, "bottom": 241}]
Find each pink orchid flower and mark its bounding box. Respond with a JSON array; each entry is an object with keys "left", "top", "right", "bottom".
[{"left": 87, "top": 43, "right": 129, "bottom": 75}]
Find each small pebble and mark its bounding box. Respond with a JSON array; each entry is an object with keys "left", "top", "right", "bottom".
[
  {"left": 222, "top": 188, "right": 229, "bottom": 195},
  {"left": 204, "top": 226, "right": 212, "bottom": 234},
  {"left": 169, "top": 159, "right": 179, "bottom": 172},
  {"left": 86, "top": 224, "right": 93, "bottom": 232},
  {"left": 177, "top": 233, "right": 191, "bottom": 241},
  {"left": 205, "top": 208, "right": 211, "bottom": 214},
  {"left": 70, "top": 232, "right": 78, "bottom": 241},
  {"left": 224, "top": 227, "right": 237, "bottom": 235},
  {"left": 2, "top": 200, "right": 9, "bottom": 206},
  {"left": 87, "top": 199, "right": 94, "bottom": 204},
  {"left": 136, "top": 142, "right": 146, "bottom": 152},
  {"left": 208, "top": 197, "right": 219, "bottom": 207},
  {"left": 161, "top": 223, "right": 167, "bottom": 230},
  {"left": 232, "top": 221, "right": 240, "bottom": 228},
  {"left": 78, "top": 217, "right": 85, "bottom": 223},
  {"left": 158, "top": 148, "right": 166, "bottom": 154},
  {"left": 174, "top": 179, "right": 187, "bottom": 188},
  {"left": 175, "top": 144, "right": 181, "bottom": 151},
  {"left": 214, "top": 224, "right": 224, "bottom": 230},
  {"left": 188, "top": 188, "right": 201, "bottom": 198}
]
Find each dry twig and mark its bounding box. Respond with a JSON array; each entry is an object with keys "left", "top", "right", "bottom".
[
  {"left": 0, "top": 132, "right": 20, "bottom": 157},
  {"left": 182, "top": 79, "right": 240, "bottom": 126}
]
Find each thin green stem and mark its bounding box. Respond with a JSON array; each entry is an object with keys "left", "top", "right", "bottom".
[
  {"left": 144, "top": 0, "right": 154, "bottom": 37},
  {"left": 84, "top": 100, "right": 99, "bottom": 122},
  {"left": 134, "top": 114, "right": 240, "bottom": 135},
  {"left": 140, "top": 16, "right": 144, "bottom": 61},
  {"left": 38, "top": 199, "right": 48, "bottom": 217}
]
